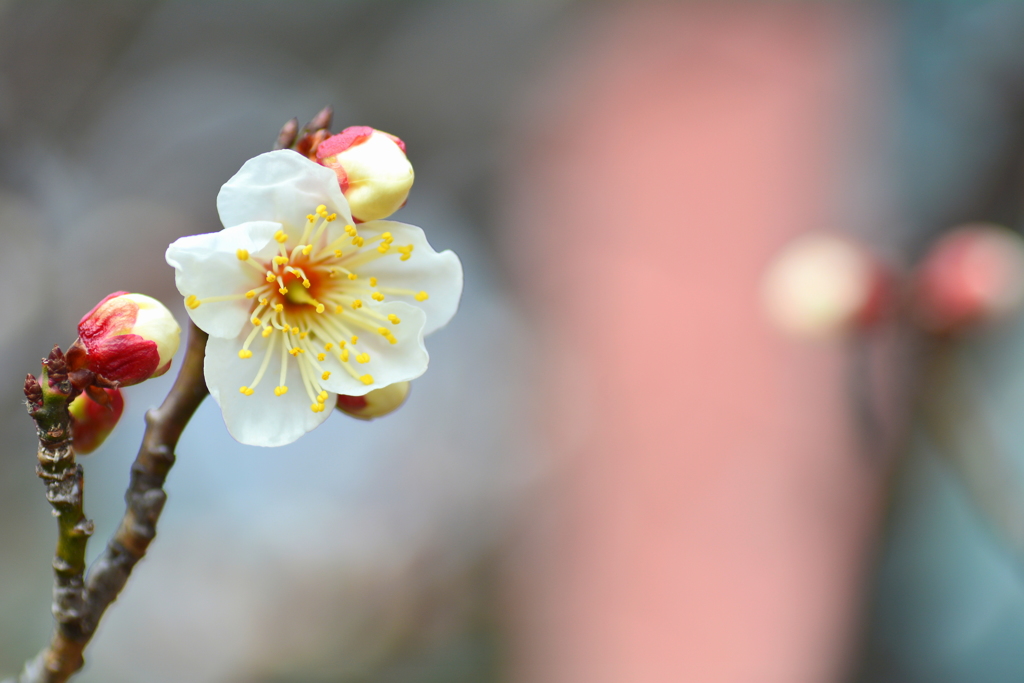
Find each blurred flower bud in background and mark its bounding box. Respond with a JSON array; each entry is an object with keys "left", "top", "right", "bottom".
[
  {"left": 77, "top": 292, "right": 181, "bottom": 385},
  {"left": 69, "top": 387, "right": 124, "bottom": 454},
  {"left": 912, "top": 223, "right": 1024, "bottom": 335},
  {"left": 316, "top": 126, "right": 414, "bottom": 222},
  {"left": 336, "top": 381, "right": 411, "bottom": 420},
  {"left": 761, "top": 232, "right": 890, "bottom": 339}
]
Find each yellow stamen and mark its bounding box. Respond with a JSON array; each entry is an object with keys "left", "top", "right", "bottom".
[
  {"left": 321, "top": 371, "right": 331, "bottom": 380},
  {"left": 387, "top": 314, "right": 400, "bottom": 324},
  {"left": 238, "top": 349, "right": 253, "bottom": 359},
  {"left": 348, "top": 272, "right": 358, "bottom": 281},
  {"left": 274, "top": 386, "right": 289, "bottom": 396},
  {"left": 360, "top": 375, "right": 373, "bottom": 385},
  {"left": 372, "top": 292, "right": 385, "bottom": 302},
  {"left": 415, "top": 291, "right": 429, "bottom": 301},
  {"left": 274, "top": 230, "right": 288, "bottom": 243},
  {"left": 245, "top": 290, "right": 256, "bottom": 299},
  {"left": 237, "top": 249, "right": 249, "bottom": 260},
  {"left": 239, "top": 386, "right": 255, "bottom": 396},
  {"left": 356, "top": 353, "right": 370, "bottom": 364}
]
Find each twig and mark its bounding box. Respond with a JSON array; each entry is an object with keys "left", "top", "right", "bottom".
[
  {"left": 9, "top": 321, "right": 209, "bottom": 683},
  {"left": 14, "top": 349, "right": 94, "bottom": 683}
]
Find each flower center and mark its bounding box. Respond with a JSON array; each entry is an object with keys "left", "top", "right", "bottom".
[{"left": 185, "top": 205, "right": 431, "bottom": 412}]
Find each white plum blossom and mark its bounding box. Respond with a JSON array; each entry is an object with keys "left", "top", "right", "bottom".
[{"left": 166, "top": 150, "right": 462, "bottom": 446}]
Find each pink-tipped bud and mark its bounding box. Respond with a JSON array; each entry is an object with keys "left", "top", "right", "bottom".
[
  {"left": 336, "top": 381, "right": 410, "bottom": 420},
  {"left": 913, "top": 223, "right": 1024, "bottom": 334},
  {"left": 78, "top": 292, "right": 181, "bottom": 385},
  {"left": 762, "top": 232, "right": 888, "bottom": 339},
  {"left": 316, "top": 126, "right": 414, "bottom": 222},
  {"left": 69, "top": 388, "right": 124, "bottom": 454}
]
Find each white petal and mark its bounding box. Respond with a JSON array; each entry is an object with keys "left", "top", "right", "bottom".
[
  {"left": 353, "top": 220, "right": 463, "bottom": 335},
  {"left": 205, "top": 334, "right": 331, "bottom": 447},
  {"left": 317, "top": 301, "right": 429, "bottom": 396},
  {"left": 165, "top": 221, "right": 280, "bottom": 338},
  {"left": 217, "top": 150, "right": 353, "bottom": 231}
]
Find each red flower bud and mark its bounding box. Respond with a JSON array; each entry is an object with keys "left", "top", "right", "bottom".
[
  {"left": 69, "top": 387, "right": 124, "bottom": 454},
  {"left": 913, "top": 223, "right": 1024, "bottom": 334},
  {"left": 78, "top": 292, "right": 181, "bottom": 385}
]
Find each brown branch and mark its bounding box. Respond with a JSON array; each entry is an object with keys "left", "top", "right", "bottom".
[
  {"left": 82, "top": 320, "right": 209, "bottom": 634},
  {"left": 9, "top": 321, "right": 208, "bottom": 683}
]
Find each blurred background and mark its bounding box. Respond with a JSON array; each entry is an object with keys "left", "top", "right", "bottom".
[{"left": 4, "top": 2, "right": 1024, "bottom": 682}]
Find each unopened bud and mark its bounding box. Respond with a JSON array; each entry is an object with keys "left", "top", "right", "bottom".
[
  {"left": 69, "top": 388, "right": 124, "bottom": 454},
  {"left": 762, "top": 232, "right": 888, "bottom": 338},
  {"left": 336, "top": 381, "right": 410, "bottom": 420},
  {"left": 913, "top": 223, "right": 1024, "bottom": 334},
  {"left": 316, "top": 127, "right": 414, "bottom": 222},
  {"left": 78, "top": 292, "right": 181, "bottom": 385}
]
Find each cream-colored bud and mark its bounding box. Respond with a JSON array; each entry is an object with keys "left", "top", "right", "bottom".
[
  {"left": 762, "top": 233, "right": 884, "bottom": 339},
  {"left": 335, "top": 381, "right": 410, "bottom": 420},
  {"left": 317, "top": 127, "right": 414, "bottom": 222}
]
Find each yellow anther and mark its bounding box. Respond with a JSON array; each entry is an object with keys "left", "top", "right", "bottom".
[
  {"left": 369, "top": 277, "right": 378, "bottom": 287},
  {"left": 317, "top": 353, "right": 326, "bottom": 362},
  {"left": 302, "top": 245, "right": 313, "bottom": 256},
  {"left": 237, "top": 249, "right": 249, "bottom": 260},
  {"left": 302, "top": 279, "right": 311, "bottom": 288},
  {"left": 307, "top": 214, "right": 315, "bottom": 222},
  {"left": 316, "top": 204, "right": 327, "bottom": 215},
  {"left": 356, "top": 353, "right": 370, "bottom": 364},
  {"left": 388, "top": 314, "right": 400, "bottom": 324},
  {"left": 266, "top": 272, "right": 276, "bottom": 282},
  {"left": 348, "top": 272, "right": 358, "bottom": 281},
  {"left": 351, "top": 335, "right": 359, "bottom": 344},
  {"left": 334, "top": 305, "right": 343, "bottom": 314},
  {"left": 386, "top": 334, "right": 397, "bottom": 345},
  {"left": 345, "top": 224, "right": 357, "bottom": 236},
  {"left": 238, "top": 349, "right": 253, "bottom": 359},
  {"left": 352, "top": 236, "right": 364, "bottom": 247},
  {"left": 245, "top": 290, "right": 256, "bottom": 299},
  {"left": 324, "top": 343, "right": 334, "bottom": 351},
  {"left": 381, "top": 232, "right": 393, "bottom": 242},
  {"left": 239, "top": 386, "right": 254, "bottom": 396},
  {"left": 299, "top": 331, "right": 308, "bottom": 339},
  {"left": 279, "top": 287, "right": 289, "bottom": 295},
  {"left": 274, "top": 386, "right": 289, "bottom": 396},
  {"left": 262, "top": 326, "right": 273, "bottom": 338},
  {"left": 341, "top": 348, "right": 350, "bottom": 362},
  {"left": 377, "top": 243, "right": 390, "bottom": 254},
  {"left": 327, "top": 213, "right": 337, "bottom": 222},
  {"left": 315, "top": 303, "right": 325, "bottom": 314},
  {"left": 372, "top": 292, "right": 385, "bottom": 302},
  {"left": 378, "top": 327, "right": 388, "bottom": 335},
  {"left": 259, "top": 297, "right": 269, "bottom": 305},
  {"left": 333, "top": 249, "right": 344, "bottom": 258},
  {"left": 252, "top": 317, "right": 261, "bottom": 326},
  {"left": 318, "top": 390, "right": 328, "bottom": 401},
  {"left": 274, "top": 303, "right": 284, "bottom": 312},
  {"left": 273, "top": 256, "right": 288, "bottom": 266},
  {"left": 310, "top": 403, "right": 321, "bottom": 413},
  {"left": 274, "top": 230, "right": 288, "bottom": 243},
  {"left": 415, "top": 291, "right": 429, "bottom": 301},
  {"left": 352, "top": 300, "right": 363, "bottom": 309},
  {"left": 399, "top": 245, "right": 414, "bottom": 261},
  {"left": 289, "top": 347, "right": 304, "bottom": 356},
  {"left": 360, "top": 375, "right": 373, "bottom": 385},
  {"left": 291, "top": 327, "right": 299, "bottom": 334}
]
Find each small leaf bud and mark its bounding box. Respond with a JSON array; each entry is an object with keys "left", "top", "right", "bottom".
[
  {"left": 69, "top": 387, "right": 124, "bottom": 455},
  {"left": 77, "top": 292, "right": 181, "bottom": 386},
  {"left": 336, "top": 381, "right": 410, "bottom": 420},
  {"left": 316, "top": 127, "right": 414, "bottom": 222}
]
